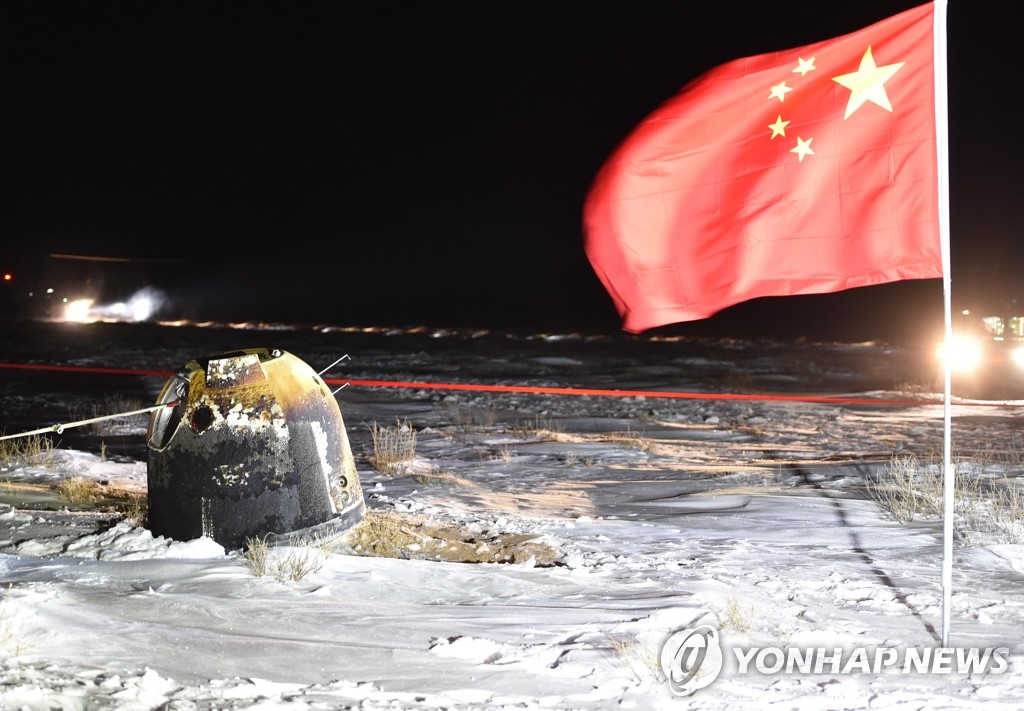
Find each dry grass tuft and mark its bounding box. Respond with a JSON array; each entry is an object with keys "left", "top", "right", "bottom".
[
  {"left": 239, "top": 536, "right": 271, "bottom": 577},
  {"left": 716, "top": 597, "right": 755, "bottom": 633},
  {"left": 411, "top": 469, "right": 473, "bottom": 489},
  {"left": 55, "top": 476, "right": 101, "bottom": 506},
  {"left": 989, "top": 484, "right": 1024, "bottom": 543},
  {"left": 892, "top": 380, "right": 939, "bottom": 399},
  {"left": 0, "top": 593, "right": 31, "bottom": 657},
  {"left": 447, "top": 402, "right": 498, "bottom": 430},
  {"left": 0, "top": 434, "right": 59, "bottom": 469},
  {"left": 870, "top": 454, "right": 976, "bottom": 523},
  {"left": 606, "top": 634, "right": 664, "bottom": 684},
  {"left": 602, "top": 427, "right": 658, "bottom": 454},
  {"left": 238, "top": 533, "right": 337, "bottom": 583},
  {"left": 118, "top": 493, "right": 148, "bottom": 526},
  {"left": 494, "top": 443, "right": 515, "bottom": 465},
  {"left": 508, "top": 414, "right": 562, "bottom": 438},
  {"left": 65, "top": 393, "right": 147, "bottom": 436},
  {"left": 370, "top": 418, "right": 417, "bottom": 475},
  {"left": 870, "top": 452, "right": 1024, "bottom": 544}
]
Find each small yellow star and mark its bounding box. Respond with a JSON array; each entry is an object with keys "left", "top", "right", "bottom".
[
  {"left": 769, "top": 81, "right": 793, "bottom": 102},
  {"left": 832, "top": 46, "right": 905, "bottom": 119},
  {"left": 791, "top": 137, "right": 814, "bottom": 162},
  {"left": 768, "top": 115, "right": 790, "bottom": 139},
  {"left": 792, "top": 57, "right": 816, "bottom": 76}
]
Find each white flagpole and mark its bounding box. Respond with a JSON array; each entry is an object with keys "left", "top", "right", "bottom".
[{"left": 933, "top": 0, "right": 953, "bottom": 648}]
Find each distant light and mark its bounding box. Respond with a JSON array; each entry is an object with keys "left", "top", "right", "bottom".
[
  {"left": 128, "top": 292, "right": 155, "bottom": 320},
  {"left": 59, "top": 286, "right": 168, "bottom": 324},
  {"left": 2, "top": 273, "right": 11, "bottom": 282},
  {"left": 937, "top": 337, "right": 982, "bottom": 373},
  {"left": 961, "top": 309, "right": 970, "bottom": 316},
  {"left": 65, "top": 299, "right": 96, "bottom": 323},
  {"left": 46, "top": 288, "right": 54, "bottom": 294}
]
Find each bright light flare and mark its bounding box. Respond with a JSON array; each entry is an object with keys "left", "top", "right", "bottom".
[
  {"left": 936, "top": 337, "right": 982, "bottom": 373},
  {"left": 61, "top": 287, "right": 169, "bottom": 323},
  {"left": 1011, "top": 348, "right": 1024, "bottom": 368},
  {"left": 64, "top": 298, "right": 97, "bottom": 323}
]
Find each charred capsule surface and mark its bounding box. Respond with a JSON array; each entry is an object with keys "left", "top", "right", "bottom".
[{"left": 147, "top": 348, "right": 364, "bottom": 549}]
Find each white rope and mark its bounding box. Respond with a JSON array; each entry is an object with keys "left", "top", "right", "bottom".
[
  {"left": 318, "top": 353, "right": 350, "bottom": 376},
  {"left": 0, "top": 402, "right": 178, "bottom": 442},
  {"left": 320, "top": 354, "right": 352, "bottom": 395}
]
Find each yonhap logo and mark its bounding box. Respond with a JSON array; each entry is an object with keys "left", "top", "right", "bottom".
[
  {"left": 659, "top": 625, "right": 724, "bottom": 696},
  {"left": 661, "top": 624, "right": 1010, "bottom": 696},
  {"left": 731, "top": 644, "right": 1010, "bottom": 676}
]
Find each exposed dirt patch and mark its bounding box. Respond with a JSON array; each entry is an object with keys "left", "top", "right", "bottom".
[
  {"left": 0, "top": 479, "right": 145, "bottom": 515},
  {"left": 344, "top": 509, "right": 561, "bottom": 566}
]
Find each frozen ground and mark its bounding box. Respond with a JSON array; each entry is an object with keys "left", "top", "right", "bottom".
[{"left": 0, "top": 319, "right": 1021, "bottom": 709}]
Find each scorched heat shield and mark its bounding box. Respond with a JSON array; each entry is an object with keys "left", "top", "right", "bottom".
[{"left": 146, "top": 348, "right": 364, "bottom": 549}]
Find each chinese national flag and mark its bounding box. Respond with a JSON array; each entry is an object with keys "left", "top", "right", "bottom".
[{"left": 583, "top": 3, "right": 941, "bottom": 333}]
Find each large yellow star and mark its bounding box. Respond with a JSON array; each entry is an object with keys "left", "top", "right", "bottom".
[{"left": 832, "top": 46, "right": 905, "bottom": 119}]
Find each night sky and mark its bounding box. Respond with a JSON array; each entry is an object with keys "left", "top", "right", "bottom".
[{"left": 3, "top": 2, "right": 1019, "bottom": 342}]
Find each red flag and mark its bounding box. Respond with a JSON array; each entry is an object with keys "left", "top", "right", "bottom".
[{"left": 583, "top": 3, "right": 941, "bottom": 333}]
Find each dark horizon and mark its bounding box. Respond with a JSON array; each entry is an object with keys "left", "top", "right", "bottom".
[{"left": 3, "top": 2, "right": 1018, "bottom": 342}]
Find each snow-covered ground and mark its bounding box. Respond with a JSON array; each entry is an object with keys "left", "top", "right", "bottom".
[{"left": 0, "top": 319, "right": 1021, "bottom": 709}]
